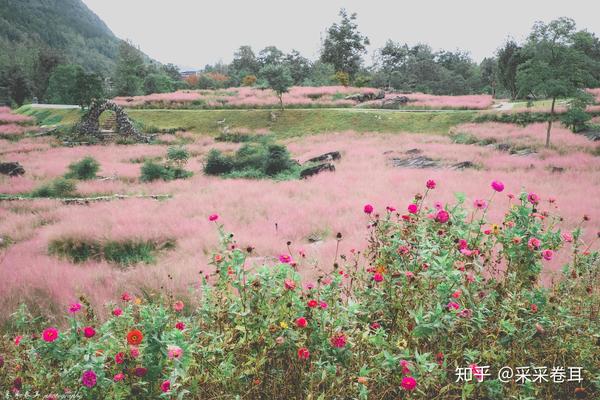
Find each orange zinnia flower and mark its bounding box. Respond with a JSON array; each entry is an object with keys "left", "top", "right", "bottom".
[{"left": 127, "top": 329, "right": 143, "bottom": 346}]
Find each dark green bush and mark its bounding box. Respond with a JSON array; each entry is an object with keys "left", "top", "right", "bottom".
[
  {"left": 265, "top": 144, "right": 293, "bottom": 176},
  {"left": 64, "top": 156, "right": 100, "bottom": 180},
  {"left": 140, "top": 161, "right": 171, "bottom": 182},
  {"left": 32, "top": 178, "right": 77, "bottom": 198},
  {"left": 204, "top": 149, "right": 234, "bottom": 175},
  {"left": 561, "top": 107, "right": 591, "bottom": 132}
]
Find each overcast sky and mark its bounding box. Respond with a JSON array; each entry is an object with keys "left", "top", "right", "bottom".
[{"left": 82, "top": 0, "right": 600, "bottom": 70}]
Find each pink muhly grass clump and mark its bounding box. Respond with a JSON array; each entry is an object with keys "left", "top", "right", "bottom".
[{"left": 0, "top": 112, "right": 34, "bottom": 124}]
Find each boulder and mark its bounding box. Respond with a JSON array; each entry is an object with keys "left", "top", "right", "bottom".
[
  {"left": 0, "top": 162, "right": 25, "bottom": 176},
  {"left": 390, "top": 156, "right": 439, "bottom": 169},
  {"left": 300, "top": 163, "right": 335, "bottom": 179}
]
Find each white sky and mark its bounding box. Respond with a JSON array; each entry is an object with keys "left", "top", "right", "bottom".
[{"left": 82, "top": 0, "right": 600, "bottom": 70}]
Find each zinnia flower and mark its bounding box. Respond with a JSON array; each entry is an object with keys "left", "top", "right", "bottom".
[
  {"left": 173, "top": 301, "right": 184, "bottom": 312},
  {"left": 436, "top": 210, "right": 450, "bottom": 223},
  {"left": 42, "top": 327, "right": 59, "bottom": 343},
  {"left": 447, "top": 302, "right": 460, "bottom": 311},
  {"left": 14, "top": 335, "right": 22, "bottom": 345},
  {"left": 531, "top": 304, "right": 538, "bottom": 313},
  {"left": 401, "top": 376, "right": 417, "bottom": 391},
  {"left": 528, "top": 192, "right": 540, "bottom": 205},
  {"left": 330, "top": 332, "right": 347, "bottom": 348},
  {"left": 134, "top": 367, "right": 147, "bottom": 377},
  {"left": 297, "top": 347, "right": 310, "bottom": 360},
  {"left": 114, "top": 373, "right": 124, "bottom": 382},
  {"left": 307, "top": 299, "right": 318, "bottom": 308},
  {"left": 373, "top": 272, "right": 383, "bottom": 282},
  {"left": 473, "top": 199, "right": 487, "bottom": 209},
  {"left": 175, "top": 322, "right": 185, "bottom": 331},
  {"left": 451, "top": 290, "right": 462, "bottom": 299},
  {"left": 407, "top": 204, "right": 418, "bottom": 214},
  {"left": 528, "top": 237, "right": 541, "bottom": 250},
  {"left": 541, "top": 249, "right": 553, "bottom": 261},
  {"left": 562, "top": 232, "right": 573, "bottom": 243},
  {"left": 68, "top": 303, "right": 82, "bottom": 313},
  {"left": 284, "top": 279, "right": 296, "bottom": 290},
  {"left": 115, "top": 352, "right": 125, "bottom": 364},
  {"left": 161, "top": 380, "right": 171, "bottom": 393},
  {"left": 83, "top": 326, "right": 95, "bottom": 338},
  {"left": 208, "top": 214, "right": 219, "bottom": 221},
  {"left": 491, "top": 180, "right": 505, "bottom": 192},
  {"left": 126, "top": 329, "right": 143, "bottom": 346},
  {"left": 279, "top": 254, "right": 292, "bottom": 264},
  {"left": 121, "top": 292, "right": 132, "bottom": 302},
  {"left": 363, "top": 204, "right": 374, "bottom": 214},
  {"left": 458, "top": 308, "right": 473, "bottom": 318},
  {"left": 426, "top": 179, "right": 436, "bottom": 189},
  {"left": 167, "top": 345, "right": 183, "bottom": 359},
  {"left": 112, "top": 308, "right": 122, "bottom": 317},
  {"left": 81, "top": 370, "right": 97, "bottom": 388},
  {"left": 295, "top": 317, "right": 307, "bottom": 328},
  {"left": 130, "top": 346, "right": 140, "bottom": 358},
  {"left": 319, "top": 301, "right": 328, "bottom": 309}
]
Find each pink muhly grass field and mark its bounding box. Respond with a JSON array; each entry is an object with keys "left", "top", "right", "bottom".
[
  {"left": 0, "top": 128, "right": 599, "bottom": 322},
  {"left": 0, "top": 111, "right": 34, "bottom": 124}
]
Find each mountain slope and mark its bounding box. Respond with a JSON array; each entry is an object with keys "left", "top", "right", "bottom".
[{"left": 0, "top": 0, "right": 120, "bottom": 74}]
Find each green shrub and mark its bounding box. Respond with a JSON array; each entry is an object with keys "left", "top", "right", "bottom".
[
  {"left": 64, "top": 156, "right": 100, "bottom": 180},
  {"left": 265, "top": 144, "right": 293, "bottom": 175},
  {"left": 561, "top": 107, "right": 591, "bottom": 132},
  {"left": 140, "top": 147, "right": 192, "bottom": 182},
  {"left": 140, "top": 161, "right": 171, "bottom": 182},
  {"left": 204, "top": 149, "right": 234, "bottom": 175},
  {"left": 32, "top": 178, "right": 77, "bottom": 198},
  {"left": 166, "top": 146, "right": 190, "bottom": 168}
]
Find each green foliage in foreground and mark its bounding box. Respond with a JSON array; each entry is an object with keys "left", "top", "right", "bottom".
[
  {"left": 204, "top": 142, "right": 299, "bottom": 179},
  {"left": 64, "top": 156, "right": 100, "bottom": 180},
  {"left": 140, "top": 146, "right": 192, "bottom": 182},
  {"left": 48, "top": 237, "right": 175, "bottom": 266},
  {"left": 1, "top": 187, "right": 598, "bottom": 399},
  {"left": 31, "top": 177, "right": 77, "bottom": 198}
]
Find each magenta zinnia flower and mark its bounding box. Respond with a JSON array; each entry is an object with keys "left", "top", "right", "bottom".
[
  {"left": 81, "top": 370, "right": 97, "bottom": 388},
  {"left": 363, "top": 204, "right": 374, "bottom": 214},
  {"left": 541, "top": 249, "right": 553, "bottom": 261},
  {"left": 528, "top": 237, "right": 541, "bottom": 250},
  {"left": 42, "top": 327, "right": 59, "bottom": 343},
  {"left": 491, "top": 180, "right": 504, "bottom": 192},
  {"left": 83, "top": 326, "right": 95, "bottom": 338},
  {"left": 279, "top": 254, "right": 292, "bottom": 264},
  {"left": 473, "top": 199, "right": 487, "bottom": 209},
  {"left": 426, "top": 179, "right": 436, "bottom": 189},
  {"left": 447, "top": 302, "right": 460, "bottom": 311},
  {"left": 436, "top": 210, "right": 450, "bottom": 223},
  {"left": 208, "top": 214, "right": 219, "bottom": 222},
  {"left": 373, "top": 272, "right": 383, "bottom": 282},
  {"left": 528, "top": 192, "right": 540, "bottom": 205},
  {"left": 330, "top": 332, "right": 347, "bottom": 348},
  {"left": 161, "top": 380, "right": 171, "bottom": 393},
  {"left": 401, "top": 376, "right": 417, "bottom": 391},
  {"left": 68, "top": 303, "right": 82, "bottom": 313},
  {"left": 407, "top": 204, "right": 418, "bottom": 214}
]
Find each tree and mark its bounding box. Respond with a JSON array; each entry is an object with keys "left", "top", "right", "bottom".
[
  {"left": 517, "top": 18, "right": 594, "bottom": 147},
  {"left": 47, "top": 64, "right": 82, "bottom": 104},
  {"left": 284, "top": 50, "right": 312, "bottom": 85},
  {"left": 114, "top": 41, "right": 145, "bottom": 96},
  {"left": 258, "top": 46, "right": 285, "bottom": 67},
  {"left": 143, "top": 73, "right": 174, "bottom": 94},
  {"left": 2, "top": 65, "right": 32, "bottom": 106},
  {"left": 33, "top": 47, "right": 64, "bottom": 101},
  {"left": 230, "top": 46, "right": 259, "bottom": 83},
  {"left": 480, "top": 57, "right": 498, "bottom": 96},
  {"left": 497, "top": 40, "right": 527, "bottom": 100},
  {"left": 162, "top": 64, "right": 182, "bottom": 82},
  {"left": 320, "top": 9, "right": 369, "bottom": 78},
  {"left": 259, "top": 64, "right": 293, "bottom": 110},
  {"left": 74, "top": 70, "right": 104, "bottom": 109}
]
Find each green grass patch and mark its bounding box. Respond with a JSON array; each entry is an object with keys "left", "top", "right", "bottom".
[
  {"left": 16, "top": 105, "right": 81, "bottom": 126},
  {"left": 48, "top": 237, "right": 175, "bottom": 266}
]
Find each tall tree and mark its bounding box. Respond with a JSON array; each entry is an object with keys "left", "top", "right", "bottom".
[
  {"left": 497, "top": 40, "right": 526, "bottom": 100},
  {"left": 114, "top": 41, "right": 145, "bottom": 96},
  {"left": 259, "top": 64, "right": 293, "bottom": 110},
  {"left": 74, "top": 70, "right": 104, "bottom": 109},
  {"left": 517, "top": 18, "right": 594, "bottom": 147},
  {"left": 320, "top": 9, "right": 369, "bottom": 78},
  {"left": 480, "top": 57, "right": 498, "bottom": 96},
  {"left": 33, "top": 48, "right": 64, "bottom": 101},
  {"left": 284, "top": 50, "right": 312, "bottom": 85},
  {"left": 230, "top": 46, "right": 259, "bottom": 83},
  {"left": 258, "top": 46, "right": 285, "bottom": 67},
  {"left": 46, "top": 64, "right": 82, "bottom": 104}
]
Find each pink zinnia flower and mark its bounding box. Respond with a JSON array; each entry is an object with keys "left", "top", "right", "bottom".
[
  {"left": 279, "top": 254, "right": 292, "bottom": 264},
  {"left": 447, "top": 302, "right": 460, "bottom": 311},
  {"left": 473, "top": 199, "right": 487, "bottom": 209},
  {"left": 208, "top": 214, "right": 219, "bottom": 222},
  {"left": 386, "top": 206, "right": 396, "bottom": 212},
  {"left": 426, "top": 179, "right": 436, "bottom": 189},
  {"left": 451, "top": 290, "right": 462, "bottom": 299},
  {"left": 530, "top": 304, "right": 538, "bottom": 313},
  {"left": 295, "top": 317, "right": 307, "bottom": 328},
  {"left": 400, "top": 359, "right": 411, "bottom": 374},
  {"left": 115, "top": 352, "right": 125, "bottom": 364},
  {"left": 458, "top": 239, "right": 468, "bottom": 250},
  {"left": 42, "top": 328, "right": 59, "bottom": 343},
  {"left": 470, "top": 364, "right": 485, "bottom": 382},
  {"left": 528, "top": 237, "right": 541, "bottom": 250},
  {"left": 297, "top": 347, "right": 310, "bottom": 360},
  {"left": 81, "top": 370, "right": 97, "bottom": 388},
  {"left": 436, "top": 210, "right": 450, "bottom": 223},
  {"left": 363, "top": 204, "right": 374, "bottom": 214},
  {"left": 562, "top": 233, "right": 573, "bottom": 243},
  {"left": 528, "top": 192, "right": 540, "bottom": 205},
  {"left": 370, "top": 322, "right": 381, "bottom": 330},
  {"left": 458, "top": 308, "right": 473, "bottom": 318},
  {"left": 175, "top": 322, "right": 185, "bottom": 331},
  {"left": 330, "top": 332, "right": 347, "bottom": 348},
  {"left": 112, "top": 308, "right": 122, "bottom": 317},
  {"left": 491, "top": 180, "right": 505, "bottom": 192},
  {"left": 405, "top": 271, "right": 414, "bottom": 279},
  {"left": 114, "top": 373, "right": 125, "bottom": 382},
  {"left": 121, "top": 292, "right": 132, "bottom": 302},
  {"left": 167, "top": 345, "right": 183, "bottom": 359},
  {"left": 401, "top": 376, "right": 417, "bottom": 391},
  {"left": 129, "top": 346, "right": 140, "bottom": 359},
  {"left": 307, "top": 299, "right": 318, "bottom": 308},
  {"left": 407, "top": 204, "right": 418, "bottom": 214},
  {"left": 373, "top": 272, "right": 384, "bottom": 282},
  {"left": 284, "top": 279, "right": 296, "bottom": 290},
  {"left": 541, "top": 249, "right": 553, "bottom": 261},
  {"left": 319, "top": 301, "right": 328, "bottom": 309},
  {"left": 161, "top": 380, "right": 171, "bottom": 393},
  {"left": 14, "top": 335, "right": 22, "bottom": 346},
  {"left": 173, "top": 301, "right": 184, "bottom": 312},
  {"left": 68, "top": 303, "right": 82, "bottom": 313},
  {"left": 83, "top": 326, "right": 95, "bottom": 338}
]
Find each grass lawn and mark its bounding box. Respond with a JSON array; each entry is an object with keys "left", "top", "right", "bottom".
[{"left": 17, "top": 106, "right": 476, "bottom": 137}]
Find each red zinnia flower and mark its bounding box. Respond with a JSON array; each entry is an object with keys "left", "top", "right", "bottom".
[
  {"left": 115, "top": 352, "right": 125, "bottom": 364},
  {"left": 126, "top": 329, "right": 143, "bottom": 346},
  {"left": 297, "top": 347, "right": 310, "bottom": 360},
  {"left": 307, "top": 299, "right": 318, "bottom": 308},
  {"left": 83, "top": 326, "right": 95, "bottom": 338},
  {"left": 295, "top": 317, "right": 307, "bottom": 328}
]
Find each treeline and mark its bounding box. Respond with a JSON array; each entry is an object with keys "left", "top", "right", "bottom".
[{"left": 2, "top": 6, "right": 600, "bottom": 107}]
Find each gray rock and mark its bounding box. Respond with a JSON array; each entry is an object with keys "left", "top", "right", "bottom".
[
  {"left": 0, "top": 162, "right": 25, "bottom": 176},
  {"left": 306, "top": 151, "right": 341, "bottom": 163},
  {"left": 300, "top": 163, "right": 336, "bottom": 179}
]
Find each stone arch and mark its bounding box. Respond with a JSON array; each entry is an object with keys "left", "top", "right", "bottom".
[{"left": 76, "top": 100, "right": 145, "bottom": 141}]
